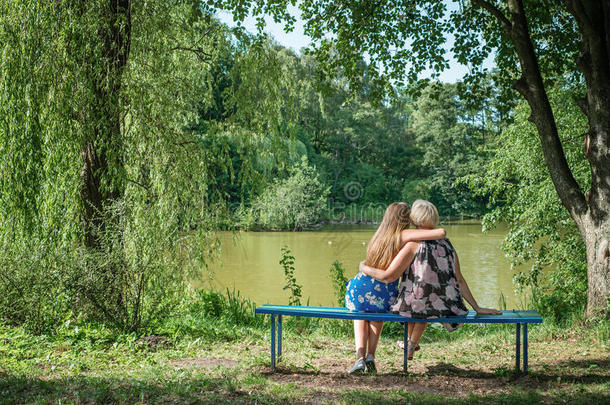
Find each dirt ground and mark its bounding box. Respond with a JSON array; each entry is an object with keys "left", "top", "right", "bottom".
[{"left": 248, "top": 335, "right": 609, "bottom": 403}]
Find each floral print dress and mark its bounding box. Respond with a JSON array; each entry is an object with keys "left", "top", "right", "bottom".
[
  {"left": 345, "top": 271, "right": 399, "bottom": 313},
  {"left": 390, "top": 238, "right": 468, "bottom": 331}
]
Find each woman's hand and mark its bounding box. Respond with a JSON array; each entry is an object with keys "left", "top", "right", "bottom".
[
  {"left": 475, "top": 307, "right": 502, "bottom": 315},
  {"left": 358, "top": 242, "right": 418, "bottom": 284},
  {"left": 359, "top": 261, "right": 370, "bottom": 275}
]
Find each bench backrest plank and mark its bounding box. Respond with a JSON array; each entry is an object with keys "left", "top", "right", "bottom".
[{"left": 255, "top": 305, "right": 542, "bottom": 324}]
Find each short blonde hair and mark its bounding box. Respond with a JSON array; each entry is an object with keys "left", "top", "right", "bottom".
[{"left": 410, "top": 199, "right": 439, "bottom": 228}]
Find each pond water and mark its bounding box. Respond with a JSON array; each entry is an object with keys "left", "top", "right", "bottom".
[{"left": 203, "top": 222, "right": 526, "bottom": 310}]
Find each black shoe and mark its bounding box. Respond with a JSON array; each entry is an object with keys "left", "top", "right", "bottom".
[
  {"left": 348, "top": 358, "right": 366, "bottom": 374},
  {"left": 364, "top": 356, "right": 376, "bottom": 373}
]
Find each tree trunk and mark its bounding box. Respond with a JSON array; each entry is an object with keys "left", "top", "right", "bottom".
[
  {"left": 481, "top": 0, "right": 610, "bottom": 317},
  {"left": 583, "top": 219, "right": 610, "bottom": 317},
  {"left": 80, "top": 0, "right": 131, "bottom": 248},
  {"left": 566, "top": 0, "right": 610, "bottom": 317}
]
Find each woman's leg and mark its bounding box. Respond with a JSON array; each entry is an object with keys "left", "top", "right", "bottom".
[
  {"left": 398, "top": 323, "right": 419, "bottom": 350},
  {"left": 353, "top": 320, "right": 368, "bottom": 359},
  {"left": 366, "top": 321, "right": 384, "bottom": 356},
  {"left": 410, "top": 323, "right": 427, "bottom": 344}
]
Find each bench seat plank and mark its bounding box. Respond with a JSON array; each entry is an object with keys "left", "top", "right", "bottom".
[{"left": 255, "top": 305, "right": 542, "bottom": 324}]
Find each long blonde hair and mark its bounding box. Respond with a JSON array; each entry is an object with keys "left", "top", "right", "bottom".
[{"left": 364, "top": 202, "right": 411, "bottom": 269}]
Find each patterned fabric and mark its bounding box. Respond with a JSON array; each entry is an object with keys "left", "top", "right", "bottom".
[
  {"left": 345, "top": 272, "right": 399, "bottom": 313},
  {"left": 391, "top": 238, "right": 468, "bottom": 331}
]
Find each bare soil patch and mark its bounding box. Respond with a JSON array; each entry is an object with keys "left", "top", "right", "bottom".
[
  {"left": 267, "top": 364, "right": 513, "bottom": 398},
  {"left": 259, "top": 340, "right": 610, "bottom": 401}
]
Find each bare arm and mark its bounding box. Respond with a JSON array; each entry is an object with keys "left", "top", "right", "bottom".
[
  {"left": 359, "top": 241, "right": 419, "bottom": 283},
  {"left": 401, "top": 228, "right": 446, "bottom": 245},
  {"left": 454, "top": 252, "right": 502, "bottom": 315}
]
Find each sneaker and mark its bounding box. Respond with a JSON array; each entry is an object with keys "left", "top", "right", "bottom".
[
  {"left": 364, "top": 354, "right": 376, "bottom": 373},
  {"left": 348, "top": 358, "right": 366, "bottom": 374}
]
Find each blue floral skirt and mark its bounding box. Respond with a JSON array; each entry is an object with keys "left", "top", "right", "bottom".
[{"left": 344, "top": 272, "right": 399, "bottom": 313}]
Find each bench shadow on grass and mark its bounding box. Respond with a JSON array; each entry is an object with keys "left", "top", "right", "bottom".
[
  {"left": 269, "top": 356, "right": 610, "bottom": 386},
  {"left": 265, "top": 362, "right": 610, "bottom": 405},
  {"left": 526, "top": 357, "right": 610, "bottom": 384},
  {"left": 422, "top": 360, "right": 610, "bottom": 384}
]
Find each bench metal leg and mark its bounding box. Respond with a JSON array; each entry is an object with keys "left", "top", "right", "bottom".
[
  {"left": 523, "top": 323, "right": 527, "bottom": 375},
  {"left": 278, "top": 315, "right": 282, "bottom": 362},
  {"left": 271, "top": 315, "right": 276, "bottom": 371},
  {"left": 403, "top": 322, "right": 408, "bottom": 373},
  {"left": 515, "top": 323, "right": 521, "bottom": 373}
]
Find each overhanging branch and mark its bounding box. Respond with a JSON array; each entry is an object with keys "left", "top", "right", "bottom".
[
  {"left": 171, "top": 46, "right": 213, "bottom": 63},
  {"left": 504, "top": 0, "right": 588, "bottom": 222},
  {"left": 471, "top": 0, "right": 512, "bottom": 34}
]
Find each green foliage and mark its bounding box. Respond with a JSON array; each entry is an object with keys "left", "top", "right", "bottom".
[
  {"left": 306, "top": 84, "right": 421, "bottom": 207},
  {"left": 240, "top": 157, "right": 330, "bottom": 231},
  {"left": 174, "top": 286, "right": 264, "bottom": 338},
  {"left": 213, "top": 1, "right": 579, "bottom": 107},
  {"left": 71, "top": 199, "right": 221, "bottom": 332},
  {"left": 329, "top": 260, "right": 348, "bottom": 307},
  {"left": 200, "top": 36, "right": 498, "bottom": 219},
  {"left": 410, "top": 82, "right": 492, "bottom": 216},
  {"left": 468, "top": 86, "right": 590, "bottom": 322},
  {"left": 224, "top": 287, "right": 261, "bottom": 326},
  {"left": 192, "top": 290, "right": 225, "bottom": 319},
  {"left": 197, "top": 34, "right": 499, "bottom": 222},
  {"left": 279, "top": 246, "right": 302, "bottom": 306},
  {"left": 0, "top": 1, "right": 227, "bottom": 333},
  {"left": 0, "top": 239, "right": 73, "bottom": 334}
]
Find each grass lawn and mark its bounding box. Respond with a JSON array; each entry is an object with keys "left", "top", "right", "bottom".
[{"left": 1, "top": 318, "right": 608, "bottom": 404}]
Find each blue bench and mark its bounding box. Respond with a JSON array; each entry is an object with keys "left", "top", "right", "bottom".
[{"left": 255, "top": 305, "right": 542, "bottom": 374}]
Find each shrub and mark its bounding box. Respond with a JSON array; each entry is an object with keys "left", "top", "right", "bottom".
[
  {"left": 191, "top": 290, "right": 225, "bottom": 319},
  {"left": 184, "top": 286, "right": 263, "bottom": 328},
  {"left": 280, "top": 246, "right": 302, "bottom": 306},
  {"left": 68, "top": 199, "right": 219, "bottom": 332},
  {"left": 240, "top": 157, "right": 330, "bottom": 230},
  {"left": 0, "top": 239, "right": 73, "bottom": 334},
  {"left": 329, "top": 260, "right": 348, "bottom": 307}
]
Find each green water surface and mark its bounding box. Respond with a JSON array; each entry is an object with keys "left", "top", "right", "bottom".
[{"left": 204, "top": 222, "right": 525, "bottom": 309}]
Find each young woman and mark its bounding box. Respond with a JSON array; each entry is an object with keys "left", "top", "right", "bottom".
[
  {"left": 345, "top": 202, "right": 446, "bottom": 374},
  {"left": 360, "top": 200, "right": 501, "bottom": 361}
]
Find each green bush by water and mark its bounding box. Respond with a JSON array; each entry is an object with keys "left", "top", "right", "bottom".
[
  {"left": 238, "top": 158, "right": 330, "bottom": 231},
  {"left": 329, "top": 260, "right": 348, "bottom": 307}
]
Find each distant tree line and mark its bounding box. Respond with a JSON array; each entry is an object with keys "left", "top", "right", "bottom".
[{"left": 197, "top": 40, "right": 504, "bottom": 228}]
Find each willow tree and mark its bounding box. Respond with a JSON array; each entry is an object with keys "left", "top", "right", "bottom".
[
  {"left": 212, "top": 0, "right": 610, "bottom": 316},
  {"left": 0, "top": 1, "right": 228, "bottom": 331}
]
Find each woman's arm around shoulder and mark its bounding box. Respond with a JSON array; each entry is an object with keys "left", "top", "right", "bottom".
[
  {"left": 359, "top": 241, "right": 419, "bottom": 283},
  {"left": 400, "top": 228, "right": 446, "bottom": 245}
]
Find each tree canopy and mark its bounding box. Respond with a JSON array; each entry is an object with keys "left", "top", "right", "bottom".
[{"left": 211, "top": 0, "right": 610, "bottom": 316}]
